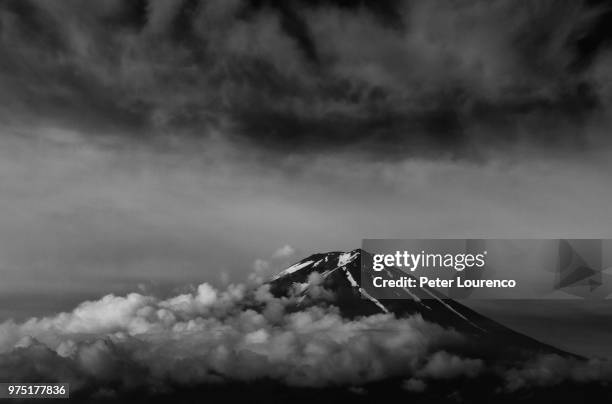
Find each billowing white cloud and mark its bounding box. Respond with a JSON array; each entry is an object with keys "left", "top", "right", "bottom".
[
  {"left": 272, "top": 244, "right": 296, "bottom": 259},
  {"left": 0, "top": 278, "right": 472, "bottom": 395},
  {"left": 417, "top": 351, "right": 483, "bottom": 379},
  {"left": 1, "top": 275, "right": 611, "bottom": 399},
  {"left": 504, "top": 354, "right": 612, "bottom": 392}
]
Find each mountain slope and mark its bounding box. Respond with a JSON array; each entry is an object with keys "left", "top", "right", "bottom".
[{"left": 269, "top": 249, "right": 575, "bottom": 359}]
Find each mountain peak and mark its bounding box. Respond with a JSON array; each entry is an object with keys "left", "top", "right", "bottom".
[
  {"left": 269, "top": 248, "right": 575, "bottom": 359},
  {"left": 270, "top": 249, "right": 362, "bottom": 282}
]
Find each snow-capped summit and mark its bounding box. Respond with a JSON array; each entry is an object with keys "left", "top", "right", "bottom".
[{"left": 271, "top": 249, "right": 360, "bottom": 281}]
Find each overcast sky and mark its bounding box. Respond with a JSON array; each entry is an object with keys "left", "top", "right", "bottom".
[{"left": 1, "top": 0, "right": 612, "bottom": 319}]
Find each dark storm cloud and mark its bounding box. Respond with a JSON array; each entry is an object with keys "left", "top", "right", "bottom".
[{"left": 1, "top": 0, "right": 611, "bottom": 156}]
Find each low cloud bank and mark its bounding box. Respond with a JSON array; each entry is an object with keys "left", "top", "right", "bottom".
[
  {"left": 503, "top": 354, "right": 612, "bottom": 392},
  {"left": 0, "top": 277, "right": 610, "bottom": 397},
  {"left": 0, "top": 280, "right": 466, "bottom": 394}
]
